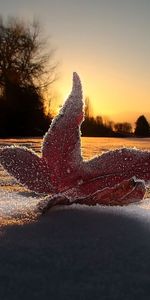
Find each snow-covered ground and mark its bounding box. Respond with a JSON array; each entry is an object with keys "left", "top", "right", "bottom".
[{"left": 0, "top": 137, "right": 150, "bottom": 299}]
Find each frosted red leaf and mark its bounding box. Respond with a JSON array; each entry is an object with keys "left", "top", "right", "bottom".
[{"left": 0, "top": 72, "right": 150, "bottom": 212}]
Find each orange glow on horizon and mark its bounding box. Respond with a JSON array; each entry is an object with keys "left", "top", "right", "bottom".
[{"left": 54, "top": 65, "right": 150, "bottom": 125}]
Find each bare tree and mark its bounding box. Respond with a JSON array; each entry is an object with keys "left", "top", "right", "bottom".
[
  {"left": 0, "top": 16, "right": 57, "bottom": 93},
  {"left": 114, "top": 122, "right": 132, "bottom": 134},
  {"left": 0, "top": 16, "right": 58, "bottom": 136},
  {"left": 84, "top": 97, "right": 93, "bottom": 119}
]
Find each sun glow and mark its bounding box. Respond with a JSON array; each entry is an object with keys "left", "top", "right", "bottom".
[{"left": 55, "top": 64, "right": 150, "bottom": 125}]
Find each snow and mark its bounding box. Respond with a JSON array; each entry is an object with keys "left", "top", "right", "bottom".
[
  {"left": 0, "top": 136, "right": 150, "bottom": 299},
  {"left": 0, "top": 194, "right": 150, "bottom": 299},
  {"left": 0, "top": 191, "right": 40, "bottom": 225}
]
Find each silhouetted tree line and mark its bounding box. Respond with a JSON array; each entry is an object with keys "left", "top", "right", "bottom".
[
  {"left": 81, "top": 116, "right": 114, "bottom": 137},
  {"left": 81, "top": 114, "right": 150, "bottom": 138},
  {"left": 0, "top": 83, "right": 51, "bottom": 136},
  {"left": 81, "top": 97, "right": 150, "bottom": 137}
]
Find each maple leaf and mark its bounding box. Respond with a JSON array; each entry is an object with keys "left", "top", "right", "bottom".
[{"left": 0, "top": 72, "right": 149, "bottom": 211}]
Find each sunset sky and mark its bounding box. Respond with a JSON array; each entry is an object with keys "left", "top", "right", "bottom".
[{"left": 1, "top": 0, "right": 150, "bottom": 124}]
